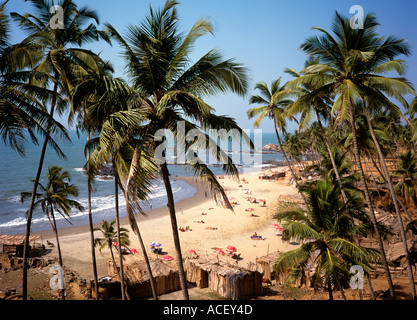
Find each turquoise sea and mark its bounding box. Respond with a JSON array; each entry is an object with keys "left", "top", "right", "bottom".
[{"left": 0, "top": 130, "right": 283, "bottom": 234}]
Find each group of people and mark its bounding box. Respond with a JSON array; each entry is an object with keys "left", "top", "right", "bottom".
[{"left": 179, "top": 226, "right": 192, "bottom": 232}]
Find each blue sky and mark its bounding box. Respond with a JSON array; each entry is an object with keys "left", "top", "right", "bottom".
[{"left": 6, "top": 0, "right": 417, "bottom": 133}]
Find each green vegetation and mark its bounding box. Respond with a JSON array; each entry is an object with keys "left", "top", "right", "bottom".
[{"left": 1, "top": 0, "right": 416, "bottom": 300}]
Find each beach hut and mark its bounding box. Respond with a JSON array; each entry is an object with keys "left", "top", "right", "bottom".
[
  {"left": 106, "top": 255, "right": 181, "bottom": 299},
  {"left": 184, "top": 254, "right": 263, "bottom": 300},
  {"left": 245, "top": 251, "right": 282, "bottom": 281},
  {"left": 0, "top": 235, "right": 41, "bottom": 257}
]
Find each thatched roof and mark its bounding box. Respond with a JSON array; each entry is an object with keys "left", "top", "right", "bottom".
[
  {"left": 0, "top": 235, "right": 40, "bottom": 246},
  {"left": 185, "top": 254, "right": 257, "bottom": 277},
  {"left": 109, "top": 255, "right": 178, "bottom": 284},
  {"left": 386, "top": 239, "right": 415, "bottom": 262},
  {"left": 184, "top": 254, "right": 264, "bottom": 299}
]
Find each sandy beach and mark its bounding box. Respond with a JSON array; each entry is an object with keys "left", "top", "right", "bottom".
[{"left": 33, "top": 167, "right": 301, "bottom": 280}]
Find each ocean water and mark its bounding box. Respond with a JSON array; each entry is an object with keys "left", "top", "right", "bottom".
[{"left": 0, "top": 129, "right": 283, "bottom": 235}]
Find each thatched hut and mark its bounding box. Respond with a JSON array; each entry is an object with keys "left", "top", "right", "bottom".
[
  {"left": 0, "top": 235, "right": 41, "bottom": 256},
  {"left": 245, "top": 251, "right": 281, "bottom": 281},
  {"left": 107, "top": 255, "right": 180, "bottom": 299},
  {"left": 184, "top": 254, "right": 263, "bottom": 300}
]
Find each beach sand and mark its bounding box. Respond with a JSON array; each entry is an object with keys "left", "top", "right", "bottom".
[{"left": 33, "top": 167, "right": 301, "bottom": 280}]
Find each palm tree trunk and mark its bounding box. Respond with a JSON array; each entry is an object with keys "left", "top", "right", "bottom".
[
  {"left": 122, "top": 144, "right": 158, "bottom": 300},
  {"left": 364, "top": 110, "right": 416, "bottom": 300},
  {"left": 109, "top": 243, "right": 117, "bottom": 277},
  {"left": 371, "top": 156, "right": 414, "bottom": 220},
  {"left": 127, "top": 207, "right": 158, "bottom": 299},
  {"left": 87, "top": 129, "right": 100, "bottom": 300},
  {"left": 364, "top": 159, "right": 389, "bottom": 213},
  {"left": 22, "top": 73, "right": 59, "bottom": 300},
  {"left": 316, "top": 110, "right": 348, "bottom": 203},
  {"left": 274, "top": 122, "right": 309, "bottom": 208},
  {"left": 316, "top": 111, "right": 374, "bottom": 299},
  {"left": 327, "top": 281, "right": 334, "bottom": 300},
  {"left": 348, "top": 105, "right": 396, "bottom": 299},
  {"left": 50, "top": 206, "right": 65, "bottom": 300},
  {"left": 160, "top": 162, "right": 189, "bottom": 300},
  {"left": 113, "top": 169, "right": 126, "bottom": 300}
]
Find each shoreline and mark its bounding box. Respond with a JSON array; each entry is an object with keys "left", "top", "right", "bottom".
[
  {"left": 32, "top": 176, "right": 205, "bottom": 239},
  {"left": 30, "top": 166, "right": 301, "bottom": 280}
]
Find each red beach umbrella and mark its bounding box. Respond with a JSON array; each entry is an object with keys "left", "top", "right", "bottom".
[
  {"left": 186, "top": 249, "right": 197, "bottom": 255},
  {"left": 162, "top": 255, "right": 174, "bottom": 261},
  {"left": 271, "top": 224, "right": 283, "bottom": 231},
  {"left": 214, "top": 249, "right": 225, "bottom": 255},
  {"left": 226, "top": 245, "right": 237, "bottom": 253}
]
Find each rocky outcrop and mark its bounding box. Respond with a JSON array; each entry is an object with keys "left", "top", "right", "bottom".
[{"left": 262, "top": 144, "right": 281, "bottom": 152}]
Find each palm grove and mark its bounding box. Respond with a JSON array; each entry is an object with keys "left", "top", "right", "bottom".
[{"left": 1, "top": 0, "right": 416, "bottom": 300}]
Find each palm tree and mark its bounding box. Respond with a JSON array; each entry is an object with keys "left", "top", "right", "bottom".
[
  {"left": 94, "top": 219, "right": 130, "bottom": 297},
  {"left": 104, "top": 0, "right": 250, "bottom": 299},
  {"left": 72, "top": 69, "right": 160, "bottom": 300},
  {"left": 70, "top": 62, "right": 122, "bottom": 300},
  {"left": 274, "top": 178, "right": 381, "bottom": 299},
  {"left": 318, "top": 146, "right": 360, "bottom": 194},
  {"left": 248, "top": 78, "right": 308, "bottom": 207},
  {"left": 393, "top": 151, "right": 417, "bottom": 208},
  {"left": 11, "top": 0, "right": 110, "bottom": 300},
  {"left": 288, "top": 12, "right": 417, "bottom": 298},
  {"left": 21, "top": 165, "right": 84, "bottom": 300},
  {"left": 285, "top": 59, "right": 349, "bottom": 203},
  {"left": 0, "top": 0, "right": 67, "bottom": 156}
]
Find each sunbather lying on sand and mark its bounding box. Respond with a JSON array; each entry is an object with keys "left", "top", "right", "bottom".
[{"left": 250, "top": 232, "right": 265, "bottom": 240}]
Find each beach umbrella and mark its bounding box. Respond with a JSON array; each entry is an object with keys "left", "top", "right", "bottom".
[
  {"left": 230, "top": 197, "right": 236, "bottom": 200},
  {"left": 246, "top": 208, "right": 255, "bottom": 212},
  {"left": 150, "top": 241, "right": 162, "bottom": 247},
  {"left": 214, "top": 249, "right": 225, "bottom": 255},
  {"left": 271, "top": 224, "right": 283, "bottom": 231},
  {"left": 186, "top": 249, "right": 197, "bottom": 255},
  {"left": 126, "top": 248, "right": 138, "bottom": 254},
  {"left": 162, "top": 255, "right": 174, "bottom": 261},
  {"left": 226, "top": 245, "right": 237, "bottom": 253}
]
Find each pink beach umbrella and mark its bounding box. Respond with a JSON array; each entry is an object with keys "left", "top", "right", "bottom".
[
  {"left": 245, "top": 208, "right": 255, "bottom": 212},
  {"left": 226, "top": 245, "right": 237, "bottom": 253},
  {"left": 271, "top": 224, "right": 283, "bottom": 231},
  {"left": 214, "top": 249, "right": 225, "bottom": 255},
  {"left": 186, "top": 249, "right": 197, "bottom": 255},
  {"left": 162, "top": 255, "right": 174, "bottom": 261}
]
